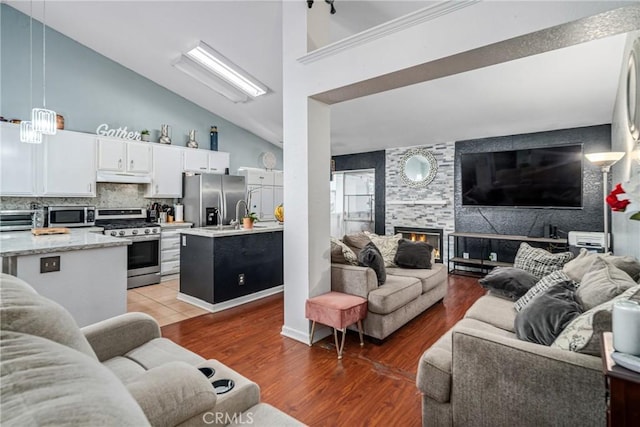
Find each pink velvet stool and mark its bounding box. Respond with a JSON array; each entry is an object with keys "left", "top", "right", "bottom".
[{"left": 305, "top": 291, "right": 368, "bottom": 359}]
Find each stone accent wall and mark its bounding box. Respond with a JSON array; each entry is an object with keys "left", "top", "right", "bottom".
[{"left": 385, "top": 143, "right": 456, "bottom": 263}]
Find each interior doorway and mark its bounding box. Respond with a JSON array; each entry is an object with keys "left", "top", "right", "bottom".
[{"left": 330, "top": 169, "right": 375, "bottom": 237}]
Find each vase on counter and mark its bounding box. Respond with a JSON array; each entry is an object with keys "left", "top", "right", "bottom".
[
  {"left": 210, "top": 126, "right": 218, "bottom": 151},
  {"left": 187, "top": 129, "right": 198, "bottom": 148},
  {"left": 159, "top": 124, "right": 172, "bottom": 144}
]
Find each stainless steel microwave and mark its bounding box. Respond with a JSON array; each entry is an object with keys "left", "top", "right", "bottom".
[{"left": 48, "top": 206, "right": 96, "bottom": 227}]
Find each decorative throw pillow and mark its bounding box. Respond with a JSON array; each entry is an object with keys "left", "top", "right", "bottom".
[
  {"left": 478, "top": 267, "right": 539, "bottom": 301},
  {"left": 342, "top": 233, "right": 372, "bottom": 257},
  {"left": 364, "top": 231, "right": 403, "bottom": 267},
  {"left": 330, "top": 237, "right": 358, "bottom": 265},
  {"left": 552, "top": 285, "right": 640, "bottom": 356},
  {"left": 514, "top": 270, "right": 578, "bottom": 312},
  {"left": 513, "top": 242, "right": 573, "bottom": 280},
  {"left": 576, "top": 258, "right": 636, "bottom": 310},
  {"left": 514, "top": 281, "right": 583, "bottom": 346},
  {"left": 357, "top": 242, "right": 386, "bottom": 286},
  {"left": 562, "top": 248, "right": 600, "bottom": 283},
  {"left": 603, "top": 254, "right": 640, "bottom": 282},
  {"left": 393, "top": 239, "right": 433, "bottom": 269}
]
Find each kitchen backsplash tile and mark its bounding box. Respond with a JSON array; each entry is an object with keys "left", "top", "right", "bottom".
[{"left": 0, "top": 183, "right": 174, "bottom": 209}]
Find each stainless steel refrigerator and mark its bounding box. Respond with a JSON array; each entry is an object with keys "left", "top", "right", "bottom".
[{"left": 182, "top": 173, "right": 246, "bottom": 227}]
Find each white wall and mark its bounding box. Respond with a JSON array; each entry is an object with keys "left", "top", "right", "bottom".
[{"left": 611, "top": 31, "right": 640, "bottom": 259}]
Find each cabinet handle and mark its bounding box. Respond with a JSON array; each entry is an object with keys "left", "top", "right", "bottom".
[
  {"left": 200, "top": 167, "right": 207, "bottom": 170},
  {"left": 211, "top": 168, "right": 217, "bottom": 171},
  {"left": 155, "top": 185, "right": 159, "bottom": 193},
  {"left": 130, "top": 160, "right": 134, "bottom": 169},
  {"left": 88, "top": 183, "right": 92, "bottom": 192},
  {"left": 118, "top": 159, "right": 123, "bottom": 169}
]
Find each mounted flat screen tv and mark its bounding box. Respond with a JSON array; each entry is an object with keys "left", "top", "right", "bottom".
[{"left": 461, "top": 145, "right": 583, "bottom": 208}]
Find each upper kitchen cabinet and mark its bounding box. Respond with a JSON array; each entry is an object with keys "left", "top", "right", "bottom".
[
  {"left": 183, "top": 148, "right": 229, "bottom": 174},
  {"left": 42, "top": 131, "right": 96, "bottom": 197},
  {"left": 146, "top": 144, "right": 183, "bottom": 198},
  {"left": 97, "top": 139, "right": 151, "bottom": 174},
  {"left": 0, "top": 123, "right": 38, "bottom": 196}
]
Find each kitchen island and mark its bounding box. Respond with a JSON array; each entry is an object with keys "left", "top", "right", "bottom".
[
  {"left": 0, "top": 229, "right": 130, "bottom": 327},
  {"left": 178, "top": 224, "right": 283, "bottom": 312}
]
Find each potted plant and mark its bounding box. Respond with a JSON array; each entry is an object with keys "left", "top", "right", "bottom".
[
  {"left": 140, "top": 129, "right": 150, "bottom": 142},
  {"left": 243, "top": 212, "right": 259, "bottom": 229}
]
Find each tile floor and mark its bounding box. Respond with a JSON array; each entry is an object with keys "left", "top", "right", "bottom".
[{"left": 126, "top": 279, "right": 209, "bottom": 326}]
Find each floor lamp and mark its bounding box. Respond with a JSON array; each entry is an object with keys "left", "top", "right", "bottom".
[{"left": 585, "top": 152, "right": 626, "bottom": 253}]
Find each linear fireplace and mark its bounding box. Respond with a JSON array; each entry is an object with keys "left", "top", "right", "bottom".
[{"left": 394, "top": 227, "right": 444, "bottom": 263}]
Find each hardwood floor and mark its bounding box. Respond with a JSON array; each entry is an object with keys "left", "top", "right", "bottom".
[{"left": 161, "top": 274, "right": 486, "bottom": 426}]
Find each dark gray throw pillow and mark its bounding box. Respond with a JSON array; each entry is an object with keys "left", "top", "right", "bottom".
[
  {"left": 514, "top": 281, "right": 583, "bottom": 346},
  {"left": 478, "top": 267, "right": 539, "bottom": 301},
  {"left": 393, "top": 239, "right": 433, "bottom": 269},
  {"left": 358, "top": 242, "right": 386, "bottom": 285}
]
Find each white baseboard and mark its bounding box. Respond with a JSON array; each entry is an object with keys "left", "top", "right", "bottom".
[{"left": 176, "top": 286, "right": 283, "bottom": 313}]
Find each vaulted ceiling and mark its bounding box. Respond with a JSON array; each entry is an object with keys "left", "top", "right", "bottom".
[{"left": 5, "top": 1, "right": 636, "bottom": 155}]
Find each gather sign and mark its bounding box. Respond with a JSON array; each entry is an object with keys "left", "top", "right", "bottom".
[{"left": 96, "top": 124, "right": 141, "bottom": 141}]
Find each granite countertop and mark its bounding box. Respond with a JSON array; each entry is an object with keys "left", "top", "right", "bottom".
[
  {"left": 0, "top": 229, "right": 131, "bottom": 257},
  {"left": 180, "top": 224, "right": 283, "bottom": 238},
  {"left": 159, "top": 222, "right": 193, "bottom": 228}
]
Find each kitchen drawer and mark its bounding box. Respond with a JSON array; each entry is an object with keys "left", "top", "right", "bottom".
[
  {"left": 161, "top": 229, "right": 182, "bottom": 239},
  {"left": 161, "top": 248, "right": 180, "bottom": 263},
  {"left": 161, "top": 260, "right": 180, "bottom": 276},
  {"left": 161, "top": 238, "right": 180, "bottom": 251}
]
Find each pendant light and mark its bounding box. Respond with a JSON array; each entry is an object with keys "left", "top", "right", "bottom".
[
  {"left": 31, "top": 0, "right": 56, "bottom": 136},
  {"left": 19, "top": 0, "right": 42, "bottom": 144}
]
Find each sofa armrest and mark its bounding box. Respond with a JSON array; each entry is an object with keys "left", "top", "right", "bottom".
[
  {"left": 81, "top": 312, "right": 161, "bottom": 362},
  {"left": 330, "top": 263, "right": 378, "bottom": 299},
  {"left": 126, "top": 362, "right": 217, "bottom": 427},
  {"left": 451, "top": 325, "right": 605, "bottom": 426}
]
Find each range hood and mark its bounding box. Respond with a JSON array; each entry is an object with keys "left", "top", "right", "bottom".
[{"left": 96, "top": 171, "right": 152, "bottom": 184}]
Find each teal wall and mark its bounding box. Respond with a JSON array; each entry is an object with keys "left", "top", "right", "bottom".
[{"left": 0, "top": 4, "right": 282, "bottom": 172}]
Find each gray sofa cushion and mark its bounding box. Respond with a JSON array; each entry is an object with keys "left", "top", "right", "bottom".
[
  {"left": 513, "top": 242, "right": 573, "bottom": 280},
  {"left": 576, "top": 258, "right": 636, "bottom": 310},
  {"left": 342, "top": 232, "right": 371, "bottom": 257},
  {"left": 478, "top": 267, "right": 539, "bottom": 301},
  {"left": 103, "top": 356, "right": 148, "bottom": 384},
  {"left": 367, "top": 275, "right": 421, "bottom": 315},
  {"left": 0, "top": 273, "right": 97, "bottom": 359},
  {"left": 514, "top": 270, "right": 578, "bottom": 312},
  {"left": 514, "top": 281, "right": 583, "bottom": 346},
  {"left": 387, "top": 263, "right": 446, "bottom": 294},
  {"left": 464, "top": 294, "right": 517, "bottom": 332},
  {"left": 0, "top": 330, "right": 149, "bottom": 426},
  {"left": 393, "top": 239, "right": 433, "bottom": 269},
  {"left": 358, "top": 242, "right": 386, "bottom": 285}
]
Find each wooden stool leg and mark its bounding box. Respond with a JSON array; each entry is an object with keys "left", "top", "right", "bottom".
[
  {"left": 309, "top": 321, "right": 316, "bottom": 347},
  {"left": 357, "top": 320, "right": 364, "bottom": 347}
]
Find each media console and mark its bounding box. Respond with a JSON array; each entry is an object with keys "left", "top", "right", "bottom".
[{"left": 448, "top": 232, "right": 568, "bottom": 276}]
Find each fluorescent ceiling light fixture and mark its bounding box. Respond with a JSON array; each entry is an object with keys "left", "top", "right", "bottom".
[
  {"left": 174, "top": 55, "right": 249, "bottom": 103},
  {"left": 186, "top": 42, "right": 267, "bottom": 98}
]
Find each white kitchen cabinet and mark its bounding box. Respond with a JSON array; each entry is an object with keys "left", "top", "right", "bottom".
[
  {"left": 183, "top": 149, "right": 209, "bottom": 172},
  {"left": 146, "top": 145, "right": 183, "bottom": 198},
  {"left": 183, "top": 148, "right": 229, "bottom": 174},
  {"left": 42, "top": 131, "right": 96, "bottom": 196},
  {"left": 0, "top": 123, "right": 37, "bottom": 196},
  {"left": 160, "top": 223, "right": 192, "bottom": 277},
  {"left": 240, "top": 167, "right": 283, "bottom": 221},
  {"left": 208, "top": 151, "right": 229, "bottom": 174},
  {"left": 97, "top": 139, "right": 151, "bottom": 173}
]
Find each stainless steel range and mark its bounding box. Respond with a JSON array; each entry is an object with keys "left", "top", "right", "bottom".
[{"left": 95, "top": 208, "right": 161, "bottom": 289}]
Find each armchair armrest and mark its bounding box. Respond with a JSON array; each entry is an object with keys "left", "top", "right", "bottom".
[
  {"left": 451, "top": 325, "right": 605, "bottom": 426},
  {"left": 126, "top": 362, "right": 217, "bottom": 427},
  {"left": 81, "top": 312, "right": 161, "bottom": 362},
  {"left": 330, "top": 263, "right": 377, "bottom": 299}
]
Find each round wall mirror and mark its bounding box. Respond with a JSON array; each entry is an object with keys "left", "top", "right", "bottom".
[{"left": 400, "top": 148, "right": 438, "bottom": 188}]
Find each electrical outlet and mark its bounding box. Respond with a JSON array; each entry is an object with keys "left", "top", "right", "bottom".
[
  {"left": 463, "top": 252, "right": 470, "bottom": 259},
  {"left": 238, "top": 273, "right": 245, "bottom": 286},
  {"left": 182, "top": 236, "right": 187, "bottom": 246},
  {"left": 40, "top": 256, "right": 60, "bottom": 273},
  {"left": 489, "top": 252, "right": 498, "bottom": 262}
]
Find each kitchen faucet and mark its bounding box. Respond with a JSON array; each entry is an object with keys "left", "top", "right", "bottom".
[{"left": 234, "top": 199, "right": 248, "bottom": 229}]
